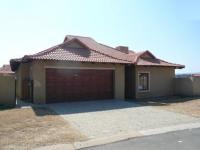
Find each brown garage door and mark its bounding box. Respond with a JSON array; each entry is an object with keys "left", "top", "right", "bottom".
[{"left": 46, "top": 68, "right": 114, "bottom": 103}]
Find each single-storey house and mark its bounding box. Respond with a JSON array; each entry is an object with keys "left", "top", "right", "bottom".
[{"left": 10, "top": 35, "right": 184, "bottom": 104}]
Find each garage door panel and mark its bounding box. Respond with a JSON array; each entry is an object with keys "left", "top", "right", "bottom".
[{"left": 46, "top": 68, "right": 114, "bottom": 103}]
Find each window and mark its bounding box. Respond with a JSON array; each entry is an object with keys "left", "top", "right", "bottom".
[{"left": 138, "top": 72, "right": 150, "bottom": 92}]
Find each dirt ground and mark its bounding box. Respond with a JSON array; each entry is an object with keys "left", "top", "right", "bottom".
[
  {"left": 143, "top": 97, "right": 200, "bottom": 118},
  {"left": 0, "top": 107, "right": 86, "bottom": 149}
]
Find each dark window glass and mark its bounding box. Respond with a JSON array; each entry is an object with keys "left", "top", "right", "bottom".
[{"left": 138, "top": 73, "right": 149, "bottom": 91}]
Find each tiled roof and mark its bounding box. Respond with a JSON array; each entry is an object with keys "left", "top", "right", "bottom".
[
  {"left": 0, "top": 65, "right": 14, "bottom": 74},
  {"left": 64, "top": 35, "right": 135, "bottom": 62},
  {"left": 30, "top": 46, "right": 129, "bottom": 64},
  {"left": 176, "top": 73, "right": 200, "bottom": 78},
  {"left": 10, "top": 35, "right": 185, "bottom": 71},
  {"left": 136, "top": 58, "right": 184, "bottom": 68},
  {"left": 193, "top": 74, "right": 200, "bottom": 77}
]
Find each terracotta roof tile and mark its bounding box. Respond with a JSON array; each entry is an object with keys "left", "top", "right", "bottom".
[
  {"left": 64, "top": 35, "right": 135, "bottom": 62},
  {"left": 0, "top": 65, "right": 14, "bottom": 74},
  {"left": 10, "top": 35, "right": 185, "bottom": 71},
  {"left": 193, "top": 74, "right": 200, "bottom": 77},
  {"left": 137, "top": 58, "right": 184, "bottom": 68},
  {"left": 30, "top": 46, "right": 130, "bottom": 64}
]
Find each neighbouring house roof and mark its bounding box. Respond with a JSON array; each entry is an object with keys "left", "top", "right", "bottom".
[
  {"left": 176, "top": 73, "right": 200, "bottom": 78},
  {"left": 0, "top": 64, "right": 14, "bottom": 74},
  {"left": 10, "top": 35, "right": 185, "bottom": 71},
  {"left": 193, "top": 74, "right": 200, "bottom": 77}
]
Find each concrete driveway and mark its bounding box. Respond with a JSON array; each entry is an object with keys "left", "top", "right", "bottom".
[{"left": 48, "top": 100, "right": 199, "bottom": 140}]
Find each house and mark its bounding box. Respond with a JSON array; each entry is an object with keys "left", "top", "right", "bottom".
[
  {"left": 0, "top": 64, "right": 14, "bottom": 76},
  {"left": 10, "top": 35, "right": 184, "bottom": 104}
]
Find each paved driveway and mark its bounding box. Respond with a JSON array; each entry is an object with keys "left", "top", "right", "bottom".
[{"left": 48, "top": 100, "right": 199, "bottom": 139}]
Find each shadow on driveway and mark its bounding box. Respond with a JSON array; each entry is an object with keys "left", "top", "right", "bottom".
[
  {"left": 47, "top": 99, "right": 141, "bottom": 115},
  {"left": 16, "top": 99, "right": 141, "bottom": 116},
  {"left": 16, "top": 96, "right": 200, "bottom": 116}
]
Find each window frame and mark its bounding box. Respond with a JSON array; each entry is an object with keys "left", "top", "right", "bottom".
[{"left": 138, "top": 72, "right": 150, "bottom": 92}]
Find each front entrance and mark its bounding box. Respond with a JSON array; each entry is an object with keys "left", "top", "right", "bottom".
[{"left": 125, "top": 65, "right": 136, "bottom": 99}]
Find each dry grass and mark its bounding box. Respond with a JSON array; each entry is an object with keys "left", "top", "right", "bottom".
[
  {"left": 158, "top": 99, "right": 200, "bottom": 118},
  {"left": 144, "top": 97, "right": 200, "bottom": 118},
  {"left": 0, "top": 107, "right": 86, "bottom": 149}
]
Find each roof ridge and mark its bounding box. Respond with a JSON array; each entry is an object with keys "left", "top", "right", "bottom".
[
  {"left": 66, "top": 36, "right": 136, "bottom": 63},
  {"left": 24, "top": 38, "right": 131, "bottom": 63},
  {"left": 90, "top": 47, "right": 132, "bottom": 63},
  {"left": 63, "top": 38, "right": 92, "bottom": 50},
  {"left": 135, "top": 50, "right": 157, "bottom": 64},
  {"left": 97, "top": 43, "right": 137, "bottom": 62},
  {"left": 66, "top": 37, "right": 133, "bottom": 63},
  {"left": 66, "top": 35, "right": 95, "bottom": 40},
  {"left": 99, "top": 43, "right": 136, "bottom": 54},
  {"left": 88, "top": 43, "right": 133, "bottom": 63},
  {"left": 98, "top": 43, "right": 116, "bottom": 50}
]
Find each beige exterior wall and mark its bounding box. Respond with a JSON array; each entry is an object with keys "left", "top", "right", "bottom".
[
  {"left": 135, "top": 66, "right": 175, "bottom": 98},
  {"left": 16, "top": 63, "right": 30, "bottom": 100},
  {"left": 174, "top": 76, "right": 200, "bottom": 96},
  {"left": 30, "top": 60, "right": 125, "bottom": 104},
  {"left": 0, "top": 74, "right": 16, "bottom": 106},
  {"left": 193, "top": 77, "right": 200, "bottom": 96},
  {"left": 174, "top": 77, "right": 193, "bottom": 96}
]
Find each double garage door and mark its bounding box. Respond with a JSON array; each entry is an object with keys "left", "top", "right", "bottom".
[{"left": 46, "top": 68, "right": 114, "bottom": 103}]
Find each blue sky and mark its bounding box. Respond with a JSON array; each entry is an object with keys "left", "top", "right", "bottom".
[{"left": 0, "top": 0, "right": 199, "bottom": 73}]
